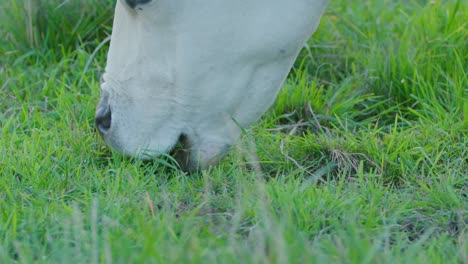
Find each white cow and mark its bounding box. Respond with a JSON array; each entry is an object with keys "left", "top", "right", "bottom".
[{"left": 96, "top": 0, "right": 328, "bottom": 171}]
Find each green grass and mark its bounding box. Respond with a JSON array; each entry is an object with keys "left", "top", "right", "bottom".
[{"left": 0, "top": 0, "right": 467, "bottom": 263}]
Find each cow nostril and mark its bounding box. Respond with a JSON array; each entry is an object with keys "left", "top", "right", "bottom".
[{"left": 95, "top": 106, "right": 112, "bottom": 135}]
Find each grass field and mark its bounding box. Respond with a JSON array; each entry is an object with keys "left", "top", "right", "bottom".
[{"left": 0, "top": 0, "right": 467, "bottom": 263}]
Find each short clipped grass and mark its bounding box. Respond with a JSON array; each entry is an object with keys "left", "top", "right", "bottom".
[{"left": 0, "top": 0, "right": 466, "bottom": 263}]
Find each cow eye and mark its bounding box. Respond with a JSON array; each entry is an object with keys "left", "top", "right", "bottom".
[{"left": 124, "top": 0, "right": 152, "bottom": 10}]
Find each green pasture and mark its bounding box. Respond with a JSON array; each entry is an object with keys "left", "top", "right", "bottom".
[{"left": 0, "top": 0, "right": 466, "bottom": 263}]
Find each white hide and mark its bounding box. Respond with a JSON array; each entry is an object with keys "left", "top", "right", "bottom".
[{"left": 98, "top": 0, "right": 328, "bottom": 170}]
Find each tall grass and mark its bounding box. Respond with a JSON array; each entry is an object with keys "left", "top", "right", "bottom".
[
  {"left": 0, "top": 0, "right": 466, "bottom": 263},
  {"left": 0, "top": 0, "right": 114, "bottom": 63},
  {"left": 300, "top": 0, "right": 467, "bottom": 122}
]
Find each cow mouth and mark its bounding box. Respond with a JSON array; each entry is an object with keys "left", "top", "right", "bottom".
[{"left": 170, "top": 133, "right": 194, "bottom": 172}]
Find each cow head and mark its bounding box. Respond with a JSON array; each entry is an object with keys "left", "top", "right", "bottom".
[{"left": 95, "top": 0, "right": 327, "bottom": 171}]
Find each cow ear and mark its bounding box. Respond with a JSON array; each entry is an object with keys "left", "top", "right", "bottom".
[{"left": 124, "top": 0, "right": 152, "bottom": 9}]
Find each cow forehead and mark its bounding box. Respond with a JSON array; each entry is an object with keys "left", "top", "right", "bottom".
[
  {"left": 109, "top": 0, "right": 329, "bottom": 57},
  {"left": 104, "top": 0, "right": 328, "bottom": 104}
]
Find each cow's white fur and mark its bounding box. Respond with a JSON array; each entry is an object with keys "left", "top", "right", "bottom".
[{"left": 97, "top": 0, "right": 328, "bottom": 170}]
